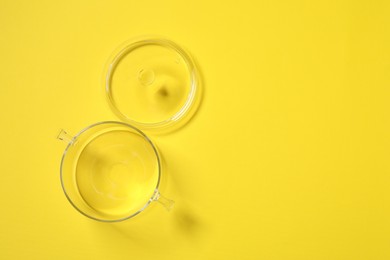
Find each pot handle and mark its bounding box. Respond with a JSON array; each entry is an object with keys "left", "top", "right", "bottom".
[
  {"left": 57, "top": 129, "right": 74, "bottom": 144},
  {"left": 152, "top": 190, "right": 175, "bottom": 211}
]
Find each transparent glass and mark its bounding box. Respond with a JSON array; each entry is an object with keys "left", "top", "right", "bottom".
[
  {"left": 105, "top": 37, "right": 201, "bottom": 133},
  {"left": 57, "top": 121, "right": 174, "bottom": 222}
]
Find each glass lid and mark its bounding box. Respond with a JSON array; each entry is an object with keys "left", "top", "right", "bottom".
[{"left": 105, "top": 37, "right": 200, "bottom": 133}]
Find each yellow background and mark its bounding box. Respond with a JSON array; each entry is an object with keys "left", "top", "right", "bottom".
[{"left": 1, "top": 0, "right": 389, "bottom": 259}]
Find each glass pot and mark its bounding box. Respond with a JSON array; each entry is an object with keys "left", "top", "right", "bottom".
[
  {"left": 57, "top": 37, "right": 200, "bottom": 222},
  {"left": 57, "top": 121, "right": 174, "bottom": 222}
]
